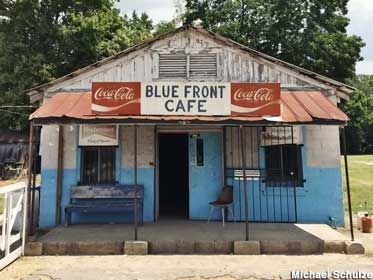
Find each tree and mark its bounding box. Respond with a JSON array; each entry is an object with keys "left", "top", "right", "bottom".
[
  {"left": 153, "top": 20, "right": 178, "bottom": 36},
  {"left": 342, "top": 75, "right": 373, "bottom": 154},
  {"left": 184, "top": 0, "right": 365, "bottom": 83},
  {"left": 0, "top": 0, "right": 153, "bottom": 130}
]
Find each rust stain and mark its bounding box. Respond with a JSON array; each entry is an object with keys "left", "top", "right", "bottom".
[{"left": 30, "top": 91, "right": 348, "bottom": 124}]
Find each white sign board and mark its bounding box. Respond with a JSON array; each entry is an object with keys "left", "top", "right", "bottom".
[
  {"left": 79, "top": 125, "right": 118, "bottom": 146},
  {"left": 141, "top": 82, "right": 231, "bottom": 115}
]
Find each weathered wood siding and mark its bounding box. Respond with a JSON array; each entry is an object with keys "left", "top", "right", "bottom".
[{"left": 44, "top": 29, "right": 326, "bottom": 96}]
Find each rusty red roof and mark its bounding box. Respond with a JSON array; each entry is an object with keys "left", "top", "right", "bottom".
[{"left": 30, "top": 91, "right": 348, "bottom": 125}]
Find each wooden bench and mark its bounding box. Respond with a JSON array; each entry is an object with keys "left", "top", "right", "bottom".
[{"left": 65, "top": 184, "right": 144, "bottom": 226}]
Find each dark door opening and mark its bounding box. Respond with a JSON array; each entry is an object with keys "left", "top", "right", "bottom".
[{"left": 158, "top": 133, "right": 189, "bottom": 219}]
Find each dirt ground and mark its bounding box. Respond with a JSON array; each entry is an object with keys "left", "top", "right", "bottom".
[{"left": 1, "top": 254, "right": 373, "bottom": 280}]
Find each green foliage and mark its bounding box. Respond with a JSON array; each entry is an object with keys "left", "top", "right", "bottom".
[
  {"left": 0, "top": 0, "right": 153, "bottom": 130},
  {"left": 184, "top": 0, "right": 365, "bottom": 82},
  {"left": 153, "top": 20, "right": 178, "bottom": 37},
  {"left": 342, "top": 75, "right": 373, "bottom": 154}
]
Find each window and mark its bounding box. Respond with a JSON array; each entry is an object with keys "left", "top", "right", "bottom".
[
  {"left": 196, "top": 138, "right": 204, "bottom": 166},
  {"left": 264, "top": 144, "right": 303, "bottom": 187},
  {"left": 81, "top": 146, "right": 116, "bottom": 185},
  {"left": 159, "top": 54, "right": 217, "bottom": 79}
]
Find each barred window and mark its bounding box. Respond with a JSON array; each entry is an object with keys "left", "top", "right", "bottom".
[{"left": 264, "top": 144, "right": 303, "bottom": 187}]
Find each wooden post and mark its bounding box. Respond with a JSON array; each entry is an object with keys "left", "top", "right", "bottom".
[
  {"left": 239, "top": 125, "right": 249, "bottom": 241},
  {"left": 56, "top": 125, "right": 64, "bottom": 225},
  {"left": 134, "top": 125, "right": 138, "bottom": 241},
  {"left": 25, "top": 123, "right": 34, "bottom": 240},
  {"left": 341, "top": 127, "right": 354, "bottom": 241}
]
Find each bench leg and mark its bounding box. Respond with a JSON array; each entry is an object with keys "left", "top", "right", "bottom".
[{"left": 65, "top": 211, "right": 71, "bottom": 226}]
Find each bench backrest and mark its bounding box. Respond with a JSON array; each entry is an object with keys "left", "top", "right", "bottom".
[{"left": 70, "top": 184, "right": 144, "bottom": 200}]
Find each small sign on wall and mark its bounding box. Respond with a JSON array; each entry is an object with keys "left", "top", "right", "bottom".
[
  {"left": 79, "top": 125, "right": 119, "bottom": 146},
  {"left": 261, "top": 126, "right": 303, "bottom": 146}
]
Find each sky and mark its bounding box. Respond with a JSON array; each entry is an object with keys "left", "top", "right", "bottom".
[{"left": 117, "top": 0, "right": 373, "bottom": 74}]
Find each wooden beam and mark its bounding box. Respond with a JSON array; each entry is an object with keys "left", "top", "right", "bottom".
[{"left": 56, "top": 125, "right": 64, "bottom": 225}]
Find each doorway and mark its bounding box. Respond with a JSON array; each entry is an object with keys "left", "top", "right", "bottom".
[{"left": 158, "top": 133, "right": 189, "bottom": 219}]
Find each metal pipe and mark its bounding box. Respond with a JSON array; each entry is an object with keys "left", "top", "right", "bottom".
[
  {"left": 342, "top": 127, "right": 354, "bottom": 241},
  {"left": 239, "top": 125, "right": 249, "bottom": 241},
  {"left": 134, "top": 125, "right": 138, "bottom": 241},
  {"left": 56, "top": 125, "right": 64, "bottom": 225}
]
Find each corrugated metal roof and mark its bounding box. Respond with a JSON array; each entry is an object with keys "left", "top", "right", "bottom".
[
  {"left": 30, "top": 91, "right": 349, "bottom": 125},
  {"left": 25, "top": 25, "right": 354, "bottom": 102}
]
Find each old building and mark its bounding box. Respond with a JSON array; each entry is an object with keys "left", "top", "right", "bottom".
[{"left": 27, "top": 25, "right": 349, "bottom": 229}]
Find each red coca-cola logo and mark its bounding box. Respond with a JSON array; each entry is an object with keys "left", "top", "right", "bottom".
[
  {"left": 94, "top": 87, "right": 136, "bottom": 101},
  {"left": 233, "top": 88, "right": 274, "bottom": 102},
  {"left": 231, "top": 83, "right": 281, "bottom": 116},
  {"left": 92, "top": 82, "right": 141, "bottom": 115}
]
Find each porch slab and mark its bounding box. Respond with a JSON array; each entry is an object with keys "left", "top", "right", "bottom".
[{"left": 36, "top": 219, "right": 352, "bottom": 255}]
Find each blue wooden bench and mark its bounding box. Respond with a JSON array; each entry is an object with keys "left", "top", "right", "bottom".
[{"left": 65, "top": 184, "right": 144, "bottom": 226}]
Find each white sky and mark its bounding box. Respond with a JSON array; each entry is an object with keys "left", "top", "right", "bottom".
[{"left": 117, "top": 0, "right": 373, "bottom": 74}]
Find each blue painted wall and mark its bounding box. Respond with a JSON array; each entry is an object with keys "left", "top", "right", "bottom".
[
  {"left": 189, "top": 132, "right": 223, "bottom": 220},
  {"left": 39, "top": 127, "right": 344, "bottom": 228},
  {"left": 226, "top": 127, "right": 344, "bottom": 226}
]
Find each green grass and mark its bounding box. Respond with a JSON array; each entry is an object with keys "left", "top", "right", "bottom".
[{"left": 341, "top": 155, "right": 373, "bottom": 214}]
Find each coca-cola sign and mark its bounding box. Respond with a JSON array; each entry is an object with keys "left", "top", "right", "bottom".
[
  {"left": 91, "top": 82, "right": 281, "bottom": 117},
  {"left": 92, "top": 82, "right": 141, "bottom": 115},
  {"left": 231, "top": 83, "right": 281, "bottom": 116}
]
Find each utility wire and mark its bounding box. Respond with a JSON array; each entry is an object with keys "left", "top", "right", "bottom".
[
  {"left": 0, "top": 106, "right": 37, "bottom": 108},
  {"left": 0, "top": 108, "right": 29, "bottom": 116}
]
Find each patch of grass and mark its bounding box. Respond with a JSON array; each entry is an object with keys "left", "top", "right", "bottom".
[{"left": 341, "top": 155, "right": 373, "bottom": 214}]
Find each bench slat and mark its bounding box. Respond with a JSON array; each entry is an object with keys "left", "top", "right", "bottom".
[{"left": 71, "top": 185, "right": 144, "bottom": 199}]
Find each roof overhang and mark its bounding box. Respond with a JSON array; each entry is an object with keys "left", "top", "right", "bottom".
[{"left": 29, "top": 91, "right": 349, "bottom": 126}]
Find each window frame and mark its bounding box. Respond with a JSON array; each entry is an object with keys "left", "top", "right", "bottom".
[
  {"left": 80, "top": 146, "right": 117, "bottom": 185},
  {"left": 264, "top": 144, "right": 304, "bottom": 187},
  {"left": 196, "top": 138, "right": 205, "bottom": 167}
]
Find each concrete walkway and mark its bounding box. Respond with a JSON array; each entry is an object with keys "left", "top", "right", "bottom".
[
  {"left": 39, "top": 220, "right": 346, "bottom": 242},
  {"left": 1, "top": 255, "right": 373, "bottom": 280},
  {"left": 33, "top": 220, "right": 353, "bottom": 255}
]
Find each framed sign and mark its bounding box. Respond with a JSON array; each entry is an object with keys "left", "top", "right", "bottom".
[{"left": 79, "top": 125, "right": 119, "bottom": 146}]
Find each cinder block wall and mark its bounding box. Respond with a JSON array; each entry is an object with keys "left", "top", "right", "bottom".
[{"left": 298, "top": 125, "right": 344, "bottom": 225}]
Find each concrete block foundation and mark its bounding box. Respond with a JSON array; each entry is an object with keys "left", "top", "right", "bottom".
[
  {"left": 234, "top": 241, "right": 260, "bottom": 255},
  {"left": 24, "top": 242, "right": 43, "bottom": 256},
  {"left": 124, "top": 241, "right": 148, "bottom": 255},
  {"left": 345, "top": 241, "right": 365, "bottom": 255},
  {"left": 324, "top": 241, "right": 346, "bottom": 253},
  {"left": 43, "top": 241, "right": 123, "bottom": 255}
]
